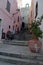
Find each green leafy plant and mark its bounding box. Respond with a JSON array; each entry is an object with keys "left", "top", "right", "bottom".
[{"left": 30, "top": 15, "right": 43, "bottom": 39}]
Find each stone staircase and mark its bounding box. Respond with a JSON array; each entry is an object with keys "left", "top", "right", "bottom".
[
  {"left": 14, "top": 30, "right": 32, "bottom": 41},
  {"left": 0, "top": 43, "right": 43, "bottom": 65},
  {"left": 0, "top": 51, "right": 43, "bottom": 65}
]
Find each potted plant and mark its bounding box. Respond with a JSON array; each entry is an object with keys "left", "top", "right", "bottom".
[{"left": 29, "top": 15, "right": 43, "bottom": 53}]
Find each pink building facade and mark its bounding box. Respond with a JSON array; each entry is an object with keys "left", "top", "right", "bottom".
[{"left": 0, "top": 0, "right": 22, "bottom": 39}]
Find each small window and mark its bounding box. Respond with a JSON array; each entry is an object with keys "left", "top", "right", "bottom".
[
  {"left": 25, "top": 3, "right": 29, "bottom": 8},
  {"left": 9, "top": 25, "right": 11, "bottom": 29},
  {"left": 0, "top": 18, "right": 2, "bottom": 27},
  {"left": 16, "top": 25, "right": 17, "bottom": 27},
  {"left": 0, "top": 19, "right": 2, "bottom": 21},
  {"left": 13, "top": 25, "right": 14, "bottom": 30},
  {"left": 23, "top": 17, "right": 24, "bottom": 19},
  {"left": 18, "top": 16, "right": 19, "bottom": 22},
  {"left": 13, "top": 21, "right": 15, "bottom": 23},
  {"left": 35, "top": 1, "right": 38, "bottom": 18},
  {"left": 6, "top": 0, "right": 10, "bottom": 12}
]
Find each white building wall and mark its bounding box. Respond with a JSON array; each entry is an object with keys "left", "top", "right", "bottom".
[
  {"left": 37, "top": 0, "right": 43, "bottom": 31},
  {"left": 34, "top": 0, "right": 43, "bottom": 31},
  {"left": 34, "top": 0, "right": 43, "bottom": 50}
]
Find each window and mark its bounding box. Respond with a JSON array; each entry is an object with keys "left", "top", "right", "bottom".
[
  {"left": 25, "top": 3, "right": 29, "bottom": 8},
  {"left": 13, "top": 21, "right": 15, "bottom": 23},
  {"left": 16, "top": 25, "right": 17, "bottom": 27},
  {"left": 35, "top": 1, "right": 38, "bottom": 18},
  {"left": 18, "top": 16, "right": 19, "bottom": 22},
  {"left": 6, "top": 0, "right": 10, "bottom": 12},
  {"left": 9, "top": 25, "right": 11, "bottom": 29},
  {"left": 0, "top": 18, "right": 2, "bottom": 27},
  {"left": 13, "top": 25, "right": 14, "bottom": 30}
]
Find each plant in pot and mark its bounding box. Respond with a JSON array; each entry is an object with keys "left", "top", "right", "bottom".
[{"left": 29, "top": 15, "right": 43, "bottom": 53}]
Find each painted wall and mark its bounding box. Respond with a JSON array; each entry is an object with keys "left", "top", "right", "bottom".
[
  {"left": 0, "top": 0, "right": 22, "bottom": 39},
  {"left": 21, "top": 4, "right": 29, "bottom": 24},
  {"left": 17, "top": 0, "right": 22, "bottom": 8},
  {"left": 34, "top": 0, "right": 43, "bottom": 32},
  {"left": 29, "top": 0, "right": 34, "bottom": 24},
  {"left": 33, "top": 0, "right": 43, "bottom": 50}
]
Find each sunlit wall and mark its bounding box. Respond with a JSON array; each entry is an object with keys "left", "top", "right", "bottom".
[{"left": 17, "top": 0, "right": 31, "bottom": 8}]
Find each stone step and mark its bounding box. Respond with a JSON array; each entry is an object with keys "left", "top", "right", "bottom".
[
  {"left": 0, "top": 52, "right": 30, "bottom": 59},
  {"left": 0, "top": 51, "right": 43, "bottom": 61},
  {"left": 37, "top": 56, "right": 43, "bottom": 61},
  {"left": 14, "top": 32, "right": 32, "bottom": 41},
  {"left": 0, "top": 52, "right": 39, "bottom": 60},
  {"left": 0, "top": 55, "right": 43, "bottom": 65},
  {"left": 2, "top": 40, "right": 28, "bottom": 46}
]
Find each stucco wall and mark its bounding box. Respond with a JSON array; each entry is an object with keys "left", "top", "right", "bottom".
[
  {"left": 34, "top": 0, "right": 43, "bottom": 31},
  {"left": 21, "top": 6, "right": 29, "bottom": 24},
  {"left": 0, "top": 0, "right": 22, "bottom": 39},
  {"left": 34, "top": 0, "right": 43, "bottom": 50}
]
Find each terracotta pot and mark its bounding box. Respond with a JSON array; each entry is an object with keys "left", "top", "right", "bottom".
[{"left": 28, "top": 39, "right": 42, "bottom": 53}]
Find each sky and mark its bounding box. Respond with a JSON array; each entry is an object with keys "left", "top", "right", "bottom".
[{"left": 22, "top": 0, "right": 31, "bottom": 7}]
